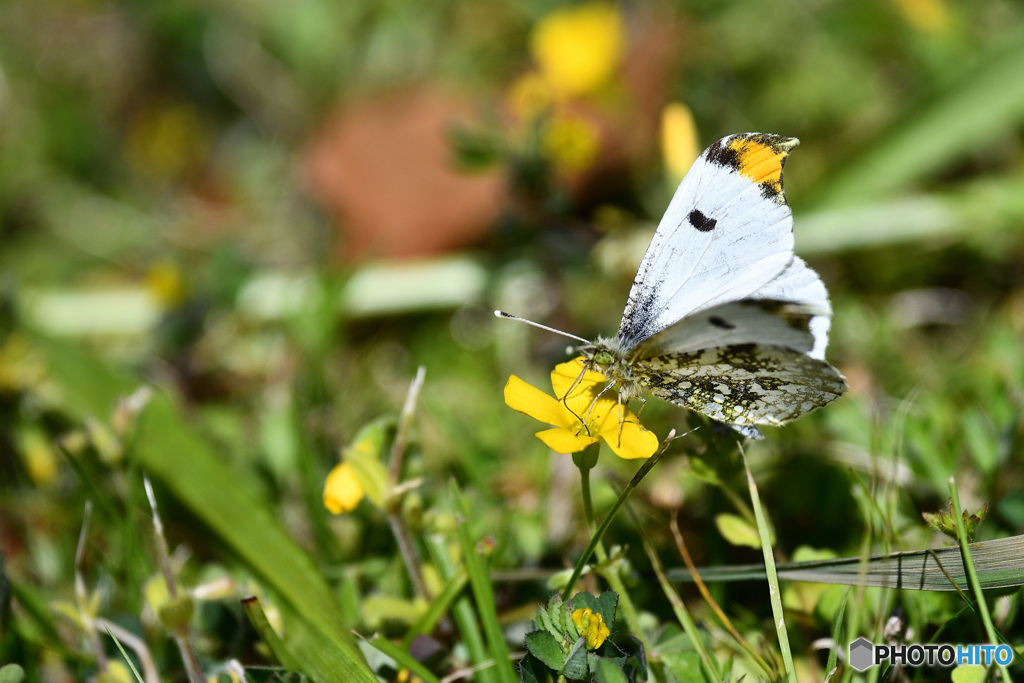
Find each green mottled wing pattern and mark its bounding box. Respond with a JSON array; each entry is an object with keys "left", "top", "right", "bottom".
[{"left": 634, "top": 344, "right": 847, "bottom": 426}]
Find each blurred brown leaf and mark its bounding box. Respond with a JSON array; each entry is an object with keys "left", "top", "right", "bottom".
[{"left": 302, "top": 87, "right": 507, "bottom": 261}]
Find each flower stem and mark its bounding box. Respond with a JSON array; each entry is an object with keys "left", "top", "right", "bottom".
[
  {"left": 561, "top": 430, "right": 675, "bottom": 603},
  {"left": 578, "top": 461, "right": 649, "bottom": 653}
]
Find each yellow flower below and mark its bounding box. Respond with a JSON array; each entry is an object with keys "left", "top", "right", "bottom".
[
  {"left": 572, "top": 607, "right": 610, "bottom": 650},
  {"left": 504, "top": 358, "right": 658, "bottom": 460},
  {"left": 323, "top": 462, "right": 364, "bottom": 514}
]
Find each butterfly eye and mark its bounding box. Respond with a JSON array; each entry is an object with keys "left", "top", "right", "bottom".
[{"left": 593, "top": 351, "right": 613, "bottom": 365}]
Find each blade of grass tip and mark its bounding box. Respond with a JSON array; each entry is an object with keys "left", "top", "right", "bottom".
[
  {"left": 402, "top": 568, "right": 469, "bottom": 649},
  {"left": 242, "top": 597, "right": 374, "bottom": 683},
  {"left": 738, "top": 443, "right": 796, "bottom": 683},
  {"left": 560, "top": 430, "right": 677, "bottom": 602},
  {"left": 242, "top": 597, "right": 302, "bottom": 673},
  {"left": 366, "top": 635, "right": 443, "bottom": 683},
  {"left": 100, "top": 619, "right": 160, "bottom": 683},
  {"left": 450, "top": 481, "right": 518, "bottom": 683},
  {"left": 424, "top": 534, "right": 496, "bottom": 683},
  {"left": 104, "top": 626, "right": 145, "bottom": 683},
  {"left": 824, "top": 589, "right": 849, "bottom": 680},
  {"left": 948, "top": 478, "right": 1013, "bottom": 681},
  {"left": 632, "top": 508, "right": 723, "bottom": 682},
  {"left": 669, "top": 514, "right": 772, "bottom": 678}
]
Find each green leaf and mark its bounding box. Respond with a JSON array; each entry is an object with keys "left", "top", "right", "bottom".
[
  {"left": 561, "top": 638, "right": 589, "bottom": 679},
  {"left": 519, "top": 653, "right": 555, "bottom": 683},
  {"left": 714, "top": 513, "right": 763, "bottom": 549},
  {"left": 595, "top": 658, "right": 629, "bottom": 683},
  {"left": 34, "top": 334, "right": 375, "bottom": 683},
  {"left": 596, "top": 591, "right": 619, "bottom": 629},
  {"left": 0, "top": 665, "right": 25, "bottom": 683},
  {"left": 525, "top": 630, "right": 566, "bottom": 671},
  {"left": 659, "top": 650, "right": 709, "bottom": 683},
  {"left": 951, "top": 664, "right": 987, "bottom": 683},
  {"left": 569, "top": 592, "right": 600, "bottom": 617}
]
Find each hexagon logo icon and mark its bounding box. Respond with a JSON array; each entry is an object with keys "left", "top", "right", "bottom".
[{"left": 849, "top": 637, "right": 875, "bottom": 672}]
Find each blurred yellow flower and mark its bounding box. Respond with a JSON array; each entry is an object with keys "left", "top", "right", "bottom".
[
  {"left": 661, "top": 102, "right": 700, "bottom": 184},
  {"left": 504, "top": 358, "right": 658, "bottom": 460},
  {"left": 18, "top": 427, "right": 57, "bottom": 487},
  {"left": 530, "top": 2, "right": 624, "bottom": 99},
  {"left": 507, "top": 72, "right": 557, "bottom": 120},
  {"left": 572, "top": 607, "right": 610, "bottom": 649},
  {"left": 146, "top": 261, "right": 186, "bottom": 308},
  {"left": 543, "top": 114, "right": 602, "bottom": 174},
  {"left": 126, "top": 101, "right": 210, "bottom": 178},
  {"left": 892, "top": 0, "right": 952, "bottom": 35},
  {"left": 323, "top": 462, "right": 364, "bottom": 514}
]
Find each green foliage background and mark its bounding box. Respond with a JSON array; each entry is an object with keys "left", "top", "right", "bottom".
[{"left": 1, "top": 0, "right": 1023, "bottom": 681}]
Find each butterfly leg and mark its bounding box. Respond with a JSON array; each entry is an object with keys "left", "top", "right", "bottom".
[{"left": 577, "top": 381, "right": 617, "bottom": 437}]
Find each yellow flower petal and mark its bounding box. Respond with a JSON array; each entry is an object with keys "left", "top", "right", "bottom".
[
  {"left": 535, "top": 427, "right": 598, "bottom": 454},
  {"left": 571, "top": 607, "right": 610, "bottom": 650},
  {"left": 550, "top": 358, "right": 605, "bottom": 399},
  {"left": 505, "top": 375, "right": 575, "bottom": 429},
  {"left": 549, "top": 359, "right": 614, "bottom": 423},
  {"left": 600, "top": 420, "right": 659, "bottom": 460},
  {"left": 323, "top": 462, "right": 364, "bottom": 514},
  {"left": 530, "top": 2, "right": 624, "bottom": 99}
]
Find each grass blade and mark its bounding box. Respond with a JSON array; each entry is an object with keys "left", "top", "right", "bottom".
[
  {"left": 740, "top": 445, "right": 795, "bottom": 683},
  {"left": 808, "top": 31, "right": 1024, "bottom": 208},
  {"left": 450, "top": 481, "right": 518, "bottom": 683}
]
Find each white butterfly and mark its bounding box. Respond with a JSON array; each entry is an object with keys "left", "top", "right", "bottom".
[{"left": 499, "top": 133, "right": 846, "bottom": 437}]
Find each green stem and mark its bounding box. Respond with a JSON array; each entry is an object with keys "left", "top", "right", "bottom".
[
  {"left": 573, "top": 444, "right": 662, "bottom": 658},
  {"left": 561, "top": 435, "right": 673, "bottom": 602},
  {"left": 948, "top": 478, "right": 1012, "bottom": 682}
]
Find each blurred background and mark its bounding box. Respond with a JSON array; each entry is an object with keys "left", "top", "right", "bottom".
[{"left": 2, "top": 0, "right": 1024, "bottom": 679}]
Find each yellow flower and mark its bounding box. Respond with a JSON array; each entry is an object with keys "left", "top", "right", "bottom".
[
  {"left": 530, "top": 2, "right": 624, "bottom": 99},
  {"left": 892, "top": 0, "right": 952, "bottom": 35},
  {"left": 543, "top": 113, "right": 602, "bottom": 174},
  {"left": 145, "top": 261, "right": 186, "bottom": 308},
  {"left": 507, "top": 72, "right": 557, "bottom": 120},
  {"left": 572, "top": 607, "right": 610, "bottom": 650},
  {"left": 504, "top": 359, "right": 658, "bottom": 460},
  {"left": 323, "top": 462, "right": 364, "bottom": 514},
  {"left": 661, "top": 102, "right": 699, "bottom": 184}
]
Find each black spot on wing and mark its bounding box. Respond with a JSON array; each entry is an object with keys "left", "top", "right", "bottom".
[
  {"left": 705, "top": 138, "right": 741, "bottom": 170},
  {"left": 709, "top": 316, "right": 735, "bottom": 330},
  {"left": 687, "top": 209, "right": 716, "bottom": 232}
]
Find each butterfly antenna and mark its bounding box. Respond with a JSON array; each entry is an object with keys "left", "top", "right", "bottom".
[{"left": 494, "top": 310, "right": 589, "bottom": 344}]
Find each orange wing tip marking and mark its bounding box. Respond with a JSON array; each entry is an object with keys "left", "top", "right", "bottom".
[{"left": 728, "top": 135, "right": 798, "bottom": 194}]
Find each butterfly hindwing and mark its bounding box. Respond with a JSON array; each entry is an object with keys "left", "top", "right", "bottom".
[
  {"left": 618, "top": 134, "right": 801, "bottom": 346},
  {"left": 635, "top": 344, "right": 847, "bottom": 426}
]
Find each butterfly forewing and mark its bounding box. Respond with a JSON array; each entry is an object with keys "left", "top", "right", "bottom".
[
  {"left": 748, "top": 256, "right": 833, "bottom": 359},
  {"left": 629, "top": 299, "right": 820, "bottom": 359},
  {"left": 618, "top": 134, "right": 800, "bottom": 347}
]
